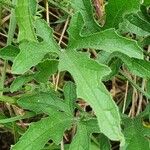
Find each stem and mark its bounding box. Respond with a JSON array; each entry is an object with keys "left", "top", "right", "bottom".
[{"left": 0, "top": 0, "right": 16, "bottom": 96}]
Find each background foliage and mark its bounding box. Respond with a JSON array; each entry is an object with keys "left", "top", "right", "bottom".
[{"left": 0, "top": 0, "right": 150, "bottom": 149}]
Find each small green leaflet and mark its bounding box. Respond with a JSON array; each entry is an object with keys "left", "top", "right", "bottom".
[
  {"left": 0, "top": 45, "right": 20, "bottom": 61},
  {"left": 34, "top": 59, "right": 58, "bottom": 83},
  {"left": 10, "top": 74, "right": 34, "bottom": 92},
  {"left": 69, "top": 122, "right": 90, "bottom": 150},
  {"left": 122, "top": 116, "right": 150, "bottom": 150},
  {"left": 11, "top": 112, "right": 73, "bottom": 150},
  {"left": 104, "top": 0, "right": 140, "bottom": 29},
  {"left": 67, "top": 13, "right": 143, "bottom": 59},
  {"left": 15, "top": 0, "right": 36, "bottom": 42},
  {"left": 99, "top": 134, "right": 111, "bottom": 150},
  {"left": 69, "top": 119, "right": 100, "bottom": 150},
  {"left": 59, "top": 50, "right": 124, "bottom": 143}
]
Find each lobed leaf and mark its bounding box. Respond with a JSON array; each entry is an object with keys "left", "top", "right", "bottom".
[
  {"left": 11, "top": 112, "right": 73, "bottom": 150},
  {"left": 59, "top": 50, "right": 125, "bottom": 143},
  {"left": 68, "top": 13, "right": 143, "bottom": 59}
]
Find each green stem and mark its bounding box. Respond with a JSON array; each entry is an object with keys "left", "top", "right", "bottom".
[
  {"left": 0, "top": 0, "right": 16, "bottom": 96},
  {"left": 120, "top": 70, "right": 150, "bottom": 99}
]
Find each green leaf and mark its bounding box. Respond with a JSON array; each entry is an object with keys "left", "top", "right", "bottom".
[
  {"left": 59, "top": 50, "right": 124, "bottom": 143},
  {"left": 34, "top": 59, "right": 58, "bottom": 83},
  {"left": 99, "top": 134, "right": 111, "bottom": 150},
  {"left": 110, "top": 52, "right": 150, "bottom": 78},
  {"left": 69, "top": 123, "right": 90, "bottom": 150},
  {"left": 71, "top": 0, "right": 100, "bottom": 34},
  {"left": 64, "top": 81, "right": 77, "bottom": 115},
  {"left": 0, "top": 45, "right": 20, "bottom": 61},
  {"left": 119, "top": 13, "right": 150, "bottom": 36},
  {"left": 69, "top": 119, "right": 100, "bottom": 150},
  {"left": 10, "top": 74, "right": 34, "bottom": 93},
  {"left": 68, "top": 13, "right": 143, "bottom": 59},
  {"left": 17, "top": 92, "right": 68, "bottom": 115},
  {"left": 122, "top": 116, "right": 150, "bottom": 150},
  {"left": 143, "top": 0, "right": 150, "bottom": 6},
  {"left": 104, "top": 0, "right": 140, "bottom": 29},
  {"left": 11, "top": 112, "right": 73, "bottom": 150},
  {"left": 15, "top": 0, "right": 36, "bottom": 42},
  {"left": 12, "top": 19, "right": 60, "bottom": 74}
]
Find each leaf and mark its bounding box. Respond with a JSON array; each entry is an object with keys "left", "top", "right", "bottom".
[
  {"left": 11, "top": 112, "right": 73, "bottom": 150},
  {"left": 68, "top": 13, "right": 143, "bottom": 59},
  {"left": 34, "top": 59, "right": 58, "bottom": 83},
  {"left": 69, "top": 123, "right": 90, "bottom": 150},
  {"left": 10, "top": 74, "right": 34, "bottom": 93},
  {"left": 71, "top": 0, "right": 100, "bottom": 34},
  {"left": 110, "top": 52, "right": 150, "bottom": 78},
  {"left": 64, "top": 81, "right": 77, "bottom": 115},
  {"left": 15, "top": 0, "right": 36, "bottom": 42},
  {"left": 99, "top": 134, "right": 111, "bottom": 150},
  {"left": 69, "top": 119, "right": 100, "bottom": 150},
  {"left": 59, "top": 50, "right": 124, "bottom": 143},
  {"left": 17, "top": 92, "right": 68, "bottom": 115},
  {"left": 122, "top": 116, "right": 150, "bottom": 150},
  {"left": 143, "top": 0, "right": 150, "bottom": 6},
  {"left": 119, "top": 13, "right": 150, "bottom": 36},
  {"left": 104, "top": 0, "right": 140, "bottom": 29},
  {"left": 0, "top": 45, "right": 20, "bottom": 61},
  {"left": 12, "top": 19, "right": 60, "bottom": 74}
]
